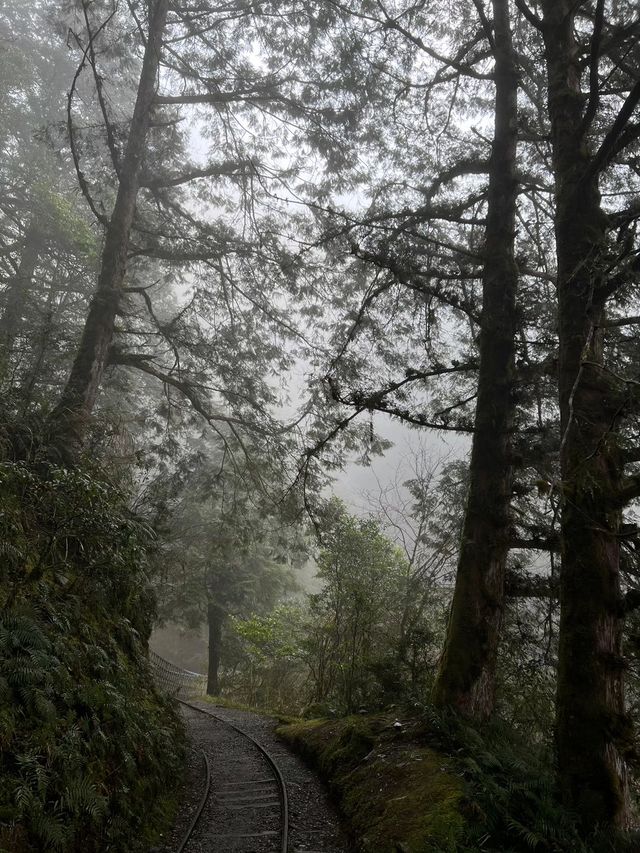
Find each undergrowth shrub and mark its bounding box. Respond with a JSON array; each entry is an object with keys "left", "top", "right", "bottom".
[
  {"left": 282, "top": 707, "right": 639, "bottom": 852},
  {"left": 0, "top": 460, "right": 185, "bottom": 852},
  {"left": 419, "top": 706, "right": 638, "bottom": 852}
]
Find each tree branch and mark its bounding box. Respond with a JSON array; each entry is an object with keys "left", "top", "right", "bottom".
[
  {"left": 471, "top": 0, "right": 496, "bottom": 52},
  {"left": 510, "top": 535, "right": 560, "bottom": 552},
  {"left": 514, "top": 0, "right": 544, "bottom": 31},
  {"left": 505, "top": 569, "right": 558, "bottom": 599},
  {"left": 584, "top": 76, "right": 640, "bottom": 180},
  {"left": 351, "top": 245, "right": 482, "bottom": 322},
  {"left": 602, "top": 315, "right": 640, "bottom": 329},
  {"left": 109, "top": 350, "right": 271, "bottom": 435},
  {"left": 141, "top": 158, "right": 254, "bottom": 188},
  {"left": 324, "top": 365, "right": 478, "bottom": 433},
  {"left": 82, "top": 2, "right": 121, "bottom": 175},
  {"left": 66, "top": 18, "right": 115, "bottom": 227},
  {"left": 621, "top": 447, "right": 640, "bottom": 466},
  {"left": 622, "top": 588, "right": 640, "bottom": 615},
  {"left": 612, "top": 474, "right": 640, "bottom": 508},
  {"left": 376, "top": 5, "right": 494, "bottom": 80}
]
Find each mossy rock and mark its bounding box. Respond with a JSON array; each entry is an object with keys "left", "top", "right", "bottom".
[{"left": 278, "top": 716, "right": 465, "bottom": 852}]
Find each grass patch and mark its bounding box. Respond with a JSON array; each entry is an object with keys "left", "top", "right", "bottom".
[
  {"left": 198, "top": 694, "right": 256, "bottom": 713},
  {"left": 198, "top": 694, "right": 301, "bottom": 726}
]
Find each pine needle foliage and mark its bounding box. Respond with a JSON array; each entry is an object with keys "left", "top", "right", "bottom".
[{"left": 0, "top": 456, "right": 185, "bottom": 852}]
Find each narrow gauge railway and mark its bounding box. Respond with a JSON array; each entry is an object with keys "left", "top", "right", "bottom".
[{"left": 175, "top": 700, "right": 289, "bottom": 853}]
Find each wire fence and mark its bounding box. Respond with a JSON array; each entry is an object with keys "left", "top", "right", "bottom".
[{"left": 149, "top": 649, "right": 208, "bottom": 698}]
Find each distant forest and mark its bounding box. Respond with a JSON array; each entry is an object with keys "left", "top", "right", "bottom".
[{"left": 1, "top": 1, "right": 640, "bottom": 849}]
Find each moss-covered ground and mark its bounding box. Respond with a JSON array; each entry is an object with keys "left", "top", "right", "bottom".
[
  {"left": 278, "top": 711, "right": 640, "bottom": 853},
  {"left": 278, "top": 714, "right": 465, "bottom": 852}
]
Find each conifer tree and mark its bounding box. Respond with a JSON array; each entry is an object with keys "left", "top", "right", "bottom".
[
  {"left": 534, "top": 0, "right": 640, "bottom": 829},
  {"left": 432, "top": 0, "right": 519, "bottom": 718}
]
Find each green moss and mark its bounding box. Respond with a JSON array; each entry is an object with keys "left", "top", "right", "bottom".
[
  {"left": 345, "top": 747, "right": 464, "bottom": 852},
  {"left": 278, "top": 716, "right": 465, "bottom": 852},
  {"left": 278, "top": 710, "right": 638, "bottom": 852}
]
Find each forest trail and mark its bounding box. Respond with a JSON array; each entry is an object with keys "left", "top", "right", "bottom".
[{"left": 156, "top": 701, "right": 350, "bottom": 853}]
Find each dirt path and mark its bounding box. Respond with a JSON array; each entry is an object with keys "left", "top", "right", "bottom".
[{"left": 155, "top": 702, "right": 351, "bottom": 853}]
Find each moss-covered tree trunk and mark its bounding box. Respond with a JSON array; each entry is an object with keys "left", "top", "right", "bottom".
[
  {"left": 432, "top": 0, "right": 518, "bottom": 718},
  {"left": 207, "top": 601, "right": 225, "bottom": 696},
  {"left": 541, "top": 0, "right": 630, "bottom": 829},
  {"left": 49, "top": 0, "right": 169, "bottom": 456}
]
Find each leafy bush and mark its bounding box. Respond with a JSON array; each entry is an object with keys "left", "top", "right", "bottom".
[
  {"left": 0, "top": 461, "right": 185, "bottom": 852},
  {"left": 228, "top": 604, "right": 308, "bottom": 710}
]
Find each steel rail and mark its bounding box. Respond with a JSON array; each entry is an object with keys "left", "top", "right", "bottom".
[
  {"left": 176, "top": 699, "right": 289, "bottom": 853},
  {"left": 176, "top": 748, "right": 211, "bottom": 853}
]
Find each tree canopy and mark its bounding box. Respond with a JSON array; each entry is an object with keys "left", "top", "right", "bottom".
[{"left": 2, "top": 0, "right": 640, "bottom": 844}]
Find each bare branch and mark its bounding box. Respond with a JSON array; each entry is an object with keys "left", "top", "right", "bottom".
[
  {"left": 82, "top": 3, "right": 121, "bottom": 174},
  {"left": 66, "top": 17, "right": 115, "bottom": 227},
  {"left": 514, "top": 0, "right": 544, "bottom": 31},
  {"left": 141, "top": 158, "right": 254, "bottom": 188}
]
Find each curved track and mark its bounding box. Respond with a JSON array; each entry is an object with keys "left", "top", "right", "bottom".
[
  {"left": 176, "top": 748, "right": 211, "bottom": 853},
  {"left": 175, "top": 700, "right": 289, "bottom": 853}
]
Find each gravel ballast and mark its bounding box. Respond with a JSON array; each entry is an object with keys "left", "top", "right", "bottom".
[{"left": 156, "top": 701, "right": 351, "bottom": 853}]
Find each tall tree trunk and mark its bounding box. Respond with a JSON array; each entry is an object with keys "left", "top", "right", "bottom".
[
  {"left": 432, "top": 0, "right": 519, "bottom": 718},
  {"left": 49, "top": 0, "right": 169, "bottom": 456},
  {"left": 0, "top": 221, "right": 43, "bottom": 382},
  {"left": 206, "top": 601, "right": 225, "bottom": 696},
  {"left": 20, "top": 284, "right": 56, "bottom": 409},
  {"left": 541, "top": 0, "right": 630, "bottom": 829}
]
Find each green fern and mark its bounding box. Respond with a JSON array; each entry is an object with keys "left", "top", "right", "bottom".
[
  {"left": 61, "top": 779, "right": 107, "bottom": 820},
  {"left": 0, "top": 459, "right": 186, "bottom": 851},
  {"left": 0, "top": 540, "right": 23, "bottom": 565},
  {"left": 29, "top": 811, "right": 68, "bottom": 850},
  {"left": 420, "top": 705, "right": 589, "bottom": 852}
]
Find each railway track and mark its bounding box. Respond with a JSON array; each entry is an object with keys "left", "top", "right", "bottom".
[{"left": 175, "top": 700, "right": 289, "bottom": 853}]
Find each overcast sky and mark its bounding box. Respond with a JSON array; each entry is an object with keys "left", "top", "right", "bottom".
[{"left": 333, "top": 411, "right": 470, "bottom": 514}]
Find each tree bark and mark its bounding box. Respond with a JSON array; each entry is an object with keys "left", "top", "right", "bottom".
[
  {"left": 49, "top": 0, "right": 169, "bottom": 457},
  {"left": 206, "top": 601, "right": 225, "bottom": 696},
  {"left": 432, "top": 0, "right": 519, "bottom": 718},
  {"left": 541, "top": 0, "right": 631, "bottom": 830},
  {"left": 19, "top": 285, "right": 56, "bottom": 409},
  {"left": 0, "top": 221, "right": 43, "bottom": 382}
]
